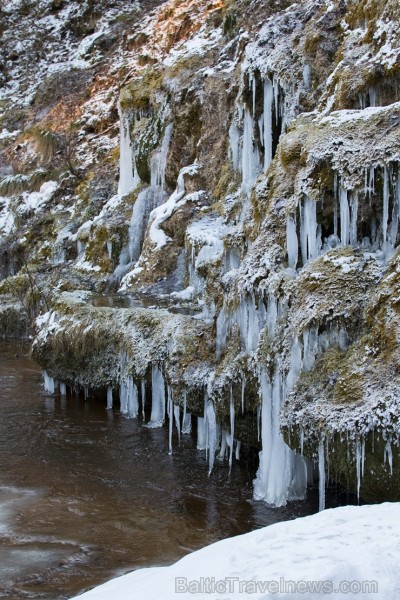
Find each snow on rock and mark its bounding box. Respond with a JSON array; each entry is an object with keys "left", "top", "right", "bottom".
[
  {"left": 149, "top": 164, "right": 200, "bottom": 249},
  {"left": 163, "top": 25, "right": 222, "bottom": 67},
  {"left": 17, "top": 181, "right": 58, "bottom": 215},
  {"left": 73, "top": 503, "right": 400, "bottom": 600},
  {"left": 187, "top": 215, "right": 236, "bottom": 269},
  {"left": 0, "top": 197, "right": 14, "bottom": 236}
]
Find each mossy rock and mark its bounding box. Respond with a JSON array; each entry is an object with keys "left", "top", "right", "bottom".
[{"left": 120, "top": 70, "right": 164, "bottom": 112}]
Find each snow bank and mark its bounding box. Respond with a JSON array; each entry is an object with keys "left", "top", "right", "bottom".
[{"left": 73, "top": 503, "right": 399, "bottom": 599}]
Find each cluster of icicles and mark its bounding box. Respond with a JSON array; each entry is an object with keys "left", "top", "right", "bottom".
[
  {"left": 287, "top": 165, "right": 400, "bottom": 268},
  {"left": 229, "top": 74, "right": 284, "bottom": 198},
  {"left": 316, "top": 433, "right": 394, "bottom": 512},
  {"left": 42, "top": 364, "right": 242, "bottom": 476}
]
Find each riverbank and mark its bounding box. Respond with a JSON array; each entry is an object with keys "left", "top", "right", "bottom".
[{"left": 73, "top": 503, "right": 400, "bottom": 600}]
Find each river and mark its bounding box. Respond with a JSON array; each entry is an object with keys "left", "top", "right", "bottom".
[{"left": 0, "top": 340, "right": 327, "bottom": 599}]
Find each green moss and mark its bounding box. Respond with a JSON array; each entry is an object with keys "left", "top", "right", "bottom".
[
  {"left": 223, "top": 12, "right": 237, "bottom": 37},
  {"left": 0, "top": 274, "right": 30, "bottom": 297},
  {"left": 0, "top": 295, "right": 28, "bottom": 339},
  {"left": 213, "top": 162, "right": 238, "bottom": 200},
  {"left": 304, "top": 32, "right": 323, "bottom": 56},
  {"left": 85, "top": 225, "right": 113, "bottom": 273},
  {"left": 120, "top": 70, "right": 163, "bottom": 112}
]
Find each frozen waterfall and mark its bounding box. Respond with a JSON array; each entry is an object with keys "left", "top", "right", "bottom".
[
  {"left": 127, "top": 124, "right": 173, "bottom": 263},
  {"left": 253, "top": 369, "right": 308, "bottom": 506},
  {"left": 118, "top": 105, "right": 139, "bottom": 197}
]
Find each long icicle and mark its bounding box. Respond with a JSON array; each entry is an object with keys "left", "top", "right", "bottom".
[{"left": 229, "top": 386, "right": 235, "bottom": 470}]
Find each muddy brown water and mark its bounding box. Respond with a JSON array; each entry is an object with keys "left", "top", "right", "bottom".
[{"left": 0, "top": 340, "right": 325, "bottom": 599}]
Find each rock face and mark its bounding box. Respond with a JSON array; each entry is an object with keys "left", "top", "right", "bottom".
[{"left": 1, "top": 0, "right": 400, "bottom": 505}]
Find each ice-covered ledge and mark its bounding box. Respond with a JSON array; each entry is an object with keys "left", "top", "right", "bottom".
[{"left": 73, "top": 503, "right": 400, "bottom": 599}]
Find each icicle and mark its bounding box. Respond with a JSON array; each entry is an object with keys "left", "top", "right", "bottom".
[
  {"left": 141, "top": 380, "right": 146, "bottom": 419},
  {"left": 383, "top": 166, "right": 389, "bottom": 245},
  {"left": 356, "top": 437, "right": 361, "bottom": 502},
  {"left": 303, "top": 64, "right": 311, "bottom": 90},
  {"left": 84, "top": 385, "right": 88, "bottom": 401},
  {"left": 384, "top": 440, "right": 393, "bottom": 475},
  {"left": 334, "top": 171, "right": 338, "bottom": 198},
  {"left": 256, "top": 404, "right": 261, "bottom": 442},
  {"left": 326, "top": 437, "right": 330, "bottom": 486},
  {"left": 252, "top": 73, "right": 256, "bottom": 116},
  {"left": 174, "top": 404, "right": 181, "bottom": 442},
  {"left": 119, "top": 381, "right": 127, "bottom": 415},
  {"left": 168, "top": 387, "right": 173, "bottom": 455},
  {"left": 369, "top": 166, "right": 375, "bottom": 199},
  {"left": 364, "top": 167, "right": 369, "bottom": 198},
  {"left": 333, "top": 183, "right": 338, "bottom": 237},
  {"left": 235, "top": 440, "right": 241, "bottom": 461},
  {"left": 340, "top": 188, "right": 350, "bottom": 245},
  {"left": 300, "top": 427, "right": 304, "bottom": 455},
  {"left": 218, "top": 429, "right": 228, "bottom": 459},
  {"left": 349, "top": 193, "right": 358, "bottom": 246},
  {"left": 106, "top": 386, "right": 113, "bottom": 410},
  {"left": 197, "top": 417, "right": 207, "bottom": 450},
  {"left": 206, "top": 400, "right": 217, "bottom": 475},
  {"left": 106, "top": 240, "right": 112, "bottom": 260},
  {"left": 241, "top": 378, "right": 245, "bottom": 415},
  {"left": 128, "top": 189, "right": 151, "bottom": 263},
  {"left": 241, "top": 109, "right": 260, "bottom": 197},
  {"left": 215, "top": 308, "right": 228, "bottom": 358},
  {"left": 254, "top": 369, "right": 307, "bottom": 506},
  {"left": 263, "top": 78, "right": 273, "bottom": 170},
  {"left": 218, "top": 429, "right": 228, "bottom": 460},
  {"left": 300, "top": 196, "right": 319, "bottom": 262},
  {"left": 150, "top": 124, "right": 173, "bottom": 191},
  {"left": 147, "top": 364, "right": 165, "bottom": 428},
  {"left": 229, "top": 387, "right": 235, "bottom": 469},
  {"left": 318, "top": 438, "right": 325, "bottom": 512},
  {"left": 127, "top": 377, "right": 139, "bottom": 418},
  {"left": 245, "top": 294, "right": 260, "bottom": 353},
  {"left": 369, "top": 87, "right": 377, "bottom": 107},
  {"left": 286, "top": 215, "right": 298, "bottom": 269},
  {"left": 182, "top": 390, "right": 192, "bottom": 434},
  {"left": 43, "top": 371, "right": 55, "bottom": 394},
  {"left": 266, "top": 293, "right": 278, "bottom": 335},
  {"left": 117, "top": 104, "right": 139, "bottom": 196},
  {"left": 390, "top": 173, "right": 400, "bottom": 246},
  {"left": 59, "top": 382, "right": 66, "bottom": 396},
  {"left": 229, "top": 122, "right": 241, "bottom": 171},
  {"left": 273, "top": 77, "right": 280, "bottom": 126},
  {"left": 286, "top": 337, "right": 303, "bottom": 391},
  {"left": 361, "top": 437, "right": 365, "bottom": 478}
]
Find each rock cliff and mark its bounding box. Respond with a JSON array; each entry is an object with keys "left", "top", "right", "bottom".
[{"left": 1, "top": 0, "right": 399, "bottom": 505}]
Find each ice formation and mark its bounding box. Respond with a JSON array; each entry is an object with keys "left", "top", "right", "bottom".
[
  {"left": 254, "top": 369, "right": 307, "bottom": 507},
  {"left": 241, "top": 109, "right": 260, "bottom": 196},
  {"left": 262, "top": 78, "right": 274, "bottom": 170},
  {"left": 286, "top": 164, "right": 400, "bottom": 268},
  {"left": 127, "top": 125, "right": 173, "bottom": 263},
  {"left": 117, "top": 106, "right": 139, "bottom": 197},
  {"left": 148, "top": 365, "right": 166, "bottom": 428},
  {"left": 43, "top": 371, "right": 55, "bottom": 394}
]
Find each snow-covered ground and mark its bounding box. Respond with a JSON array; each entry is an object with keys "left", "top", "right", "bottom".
[{"left": 73, "top": 503, "right": 399, "bottom": 599}]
